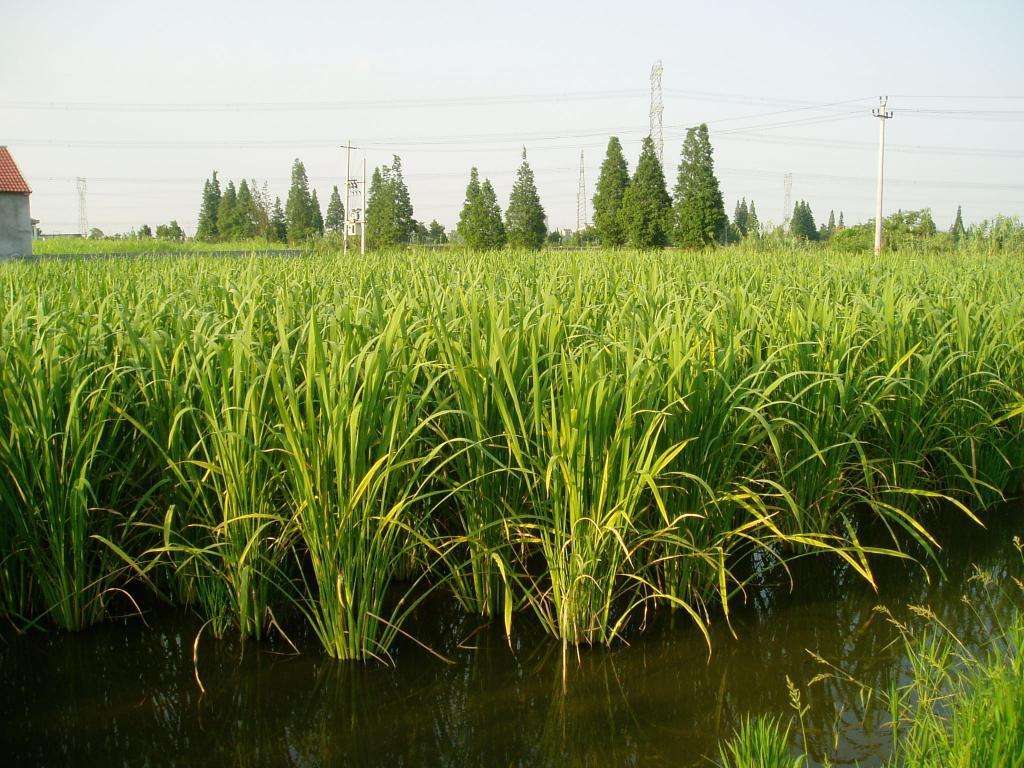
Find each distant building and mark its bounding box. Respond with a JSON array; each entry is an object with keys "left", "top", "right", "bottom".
[{"left": 0, "top": 147, "right": 33, "bottom": 258}]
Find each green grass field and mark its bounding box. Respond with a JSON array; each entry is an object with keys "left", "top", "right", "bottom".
[{"left": 1, "top": 247, "right": 1021, "bottom": 661}]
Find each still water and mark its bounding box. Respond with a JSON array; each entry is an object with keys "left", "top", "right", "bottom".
[{"left": 2, "top": 512, "right": 1021, "bottom": 768}]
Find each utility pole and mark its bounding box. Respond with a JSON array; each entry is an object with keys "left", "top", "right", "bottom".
[
  {"left": 576, "top": 150, "right": 587, "bottom": 235},
  {"left": 76, "top": 177, "right": 88, "bottom": 237},
  {"left": 341, "top": 141, "right": 365, "bottom": 255},
  {"left": 782, "top": 172, "right": 792, "bottom": 228},
  {"left": 649, "top": 60, "right": 664, "bottom": 167},
  {"left": 361, "top": 156, "right": 367, "bottom": 255},
  {"left": 872, "top": 96, "right": 893, "bottom": 255}
]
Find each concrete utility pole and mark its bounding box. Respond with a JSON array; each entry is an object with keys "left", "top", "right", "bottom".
[
  {"left": 361, "top": 156, "right": 366, "bottom": 255},
  {"left": 341, "top": 141, "right": 366, "bottom": 255},
  {"left": 872, "top": 96, "right": 893, "bottom": 255}
]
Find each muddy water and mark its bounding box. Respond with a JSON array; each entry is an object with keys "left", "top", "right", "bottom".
[{"left": 2, "top": 511, "right": 1021, "bottom": 767}]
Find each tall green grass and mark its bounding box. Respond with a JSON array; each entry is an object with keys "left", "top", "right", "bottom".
[{"left": 0, "top": 247, "right": 1021, "bottom": 658}]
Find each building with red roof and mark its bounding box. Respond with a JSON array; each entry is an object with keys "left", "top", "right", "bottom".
[{"left": 0, "top": 147, "right": 33, "bottom": 257}]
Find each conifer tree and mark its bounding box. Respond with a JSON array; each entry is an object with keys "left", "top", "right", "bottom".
[
  {"left": 269, "top": 197, "right": 287, "bottom": 242},
  {"left": 505, "top": 148, "right": 547, "bottom": 250},
  {"left": 196, "top": 171, "right": 221, "bottom": 241},
  {"left": 366, "top": 166, "right": 399, "bottom": 248},
  {"left": 234, "top": 179, "right": 259, "bottom": 238},
  {"left": 457, "top": 168, "right": 505, "bottom": 249},
  {"left": 617, "top": 137, "right": 671, "bottom": 248},
  {"left": 592, "top": 136, "right": 630, "bottom": 246},
  {"left": 838, "top": 211, "right": 845, "bottom": 230},
  {"left": 734, "top": 198, "right": 749, "bottom": 236},
  {"left": 673, "top": 124, "right": 727, "bottom": 247},
  {"left": 389, "top": 156, "right": 415, "bottom": 243},
  {"left": 311, "top": 189, "right": 324, "bottom": 235},
  {"left": 790, "top": 201, "right": 819, "bottom": 241},
  {"left": 285, "top": 159, "right": 315, "bottom": 241},
  {"left": 217, "top": 180, "right": 239, "bottom": 239},
  {"left": 951, "top": 205, "right": 966, "bottom": 245},
  {"left": 478, "top": 179, "right": 505, "bottom": 247},
  {"left": 325, "top": 186, "right": 345, "bottom": 234},
  {"left": 826, "top": 210, "right": 836, "bottom": 238},
  {"left": 747, "top": 201, "right": 760, "bottom": 236}
]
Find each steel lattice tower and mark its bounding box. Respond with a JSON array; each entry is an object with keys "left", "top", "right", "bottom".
[
  {"left": 649, "top": 60, "right": 664, "bottom": 166},
  {"left": 576, "top": 150, "right": 587, "bottom": 233},
  {"left": 76, "top": 177, "right": 88, "bottom": 237}
]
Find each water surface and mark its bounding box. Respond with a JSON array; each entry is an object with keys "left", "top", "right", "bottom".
[{"left": 2, "top": 511, "right": 1020, "bottom": 767}]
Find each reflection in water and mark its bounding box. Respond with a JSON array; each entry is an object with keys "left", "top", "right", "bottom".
[{"left": 2, "top": 512, "right": 1020, "bottom": 767}]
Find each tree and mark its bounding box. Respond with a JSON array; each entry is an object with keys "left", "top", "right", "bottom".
[
  {"left": 825, "top": 210, "right": 836, "bottom": 239},
  {"left": 285, "top": 159, "right": 316, "bottom": 241},
  {"left": 427, "top": 220, "right": 447, "bottom": 244},
  {"left": 592, "top": 136, "right": 630, "bottom": 246},
  {"left": 269, "top": 197, "right": 287, "bottom": 242},
  {"left": 366, "top": 167, "right": 399, "bottom": 248},
  {"left": 505, "top": 148, "right": 547, "bottom": 250},
  {"left": 311, "top": 189, "right": 324, "bottom": 235},
  {"left": 389, "top": 156, "right": 415, "bottom": 243},
  {"left": 325, "top": 185, "right": 345, "bottom": 234},
  {"left": 457, "top": 167, "right": 505, "bottom": 249},
  {"left": 156, "top": 220, "right": 185, "bottom": 241},
  {"left": 217, "top": 180, "right": 239, "bottom": 239},
  {"left": 138, "top": 224, "right": 153, "bottom": 238},
  {"left": 196, "top": 171, "right": 221, "bottom": 241},
  {"left": 734, "top": 198, "right": 749, "bottom": 236},
  {"left": 234, "top": 179, "right": 259, "bottom": 238},
  {"left": 673, "top": 124, "right": 727, "bottom": 247},
  {"left": 617, "top": 137, "right": 672, "bottom": 248},
  {"left": 790, "top": 201, "right": 819, "bottom": 240},
  {"left": 951, "top": 205, "right": 966, "bottom": 245},
  {"left": 838, "top": 211, "right": 845, "bottom": 230},
  {"left": 747, "top": 201, "right": 760, "bottom": 237}
]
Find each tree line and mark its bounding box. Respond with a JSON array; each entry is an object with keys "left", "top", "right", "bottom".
[{"left": 128, "top": 125, "right": 983, "bottom": 252}]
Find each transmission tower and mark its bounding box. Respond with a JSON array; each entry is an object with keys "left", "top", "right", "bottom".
[
  {"left": 782, "top": 172, "right": 793, "bottom": 227},
  {"left": 576, "top": 150, "right": 587, "bottom": 233},
  {"left": 76, "top": 177, "right": 88, "bottom": 236},
  {"left": 342, "top": 141, "right": 366, "bottom": 255},
  {"left": 649, "top": 60, "right": 664, "bottom": 166},
  {"left": 872, "top": 96, "right": 893, "bottom": 255}
]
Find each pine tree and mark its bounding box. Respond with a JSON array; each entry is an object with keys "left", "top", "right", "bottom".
[
  {"left": 838, "top": 211, "right": 845, "bottom": 230},
  {"left": 389, "top": 156, "right": 415, "bottom": 243},
  {"left": 196, "top": 171, "right": 221, "bottom": 241},
  {"left": 234, "top": 179, "right": 259, "bottom": 238},
  {"left": 269, "top": 197, "right": 287, "bottom": 242},
  {"left": 673, "top": 124, "right": 727, "bottom": 247},
  {"left": 366, "top": 167, "right": 399, "bottom": 248},
  {"left": 747, "top": 201, "right": 760, "bottom": 237},
  {"left": 951, "top": 205, "right": 966, "bottom": 245},
  {"left": 617, "top": 137, "right": 671, "bottom": 248},
  {"left": 734, "top": 198, "right": 749, "bottom": 236},
  {"left": 478, "top": 180, "right": 505, "bottom": 247},
  {"left": 790, "top": 201, "right": 819, "bottom": 241},
  {"left": 457, "top": 168, "right": 505, "bottom": 249},
  {"left": 325, "top": 185, "right": 345, "bottom": 234},
  {"left": 217, "top": 180, "right": 238, "bottom": 239},
  {"left": 311, "top": 189, "right": 324, "bottom": 235},
  {"left": 592, "top": 136, "right": 630, "bottom": 246},
  {"left": 505, "top": 148, "right": 547, "bottom": 250},
  {"left": 826, "top": 210, "right": 836, "bottom": 238},
  {"left": 285, "top": 159, "right": 315, "bottom": 241}
]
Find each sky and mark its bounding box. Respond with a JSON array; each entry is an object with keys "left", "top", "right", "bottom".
[{"left": 2, "top": 0, "right": 1023, "bottom": 236}]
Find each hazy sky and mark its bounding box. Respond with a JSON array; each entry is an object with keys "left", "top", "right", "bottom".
[{"left": 3, "top": 0, "right": 1022, "bottom": 235}]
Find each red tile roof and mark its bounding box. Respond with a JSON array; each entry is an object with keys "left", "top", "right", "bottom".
[{"left": 0, "top": 147, "right": 31, "bottom": 194}]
